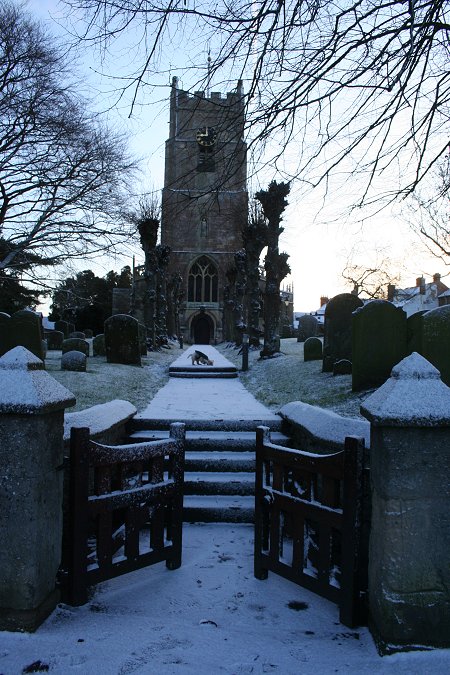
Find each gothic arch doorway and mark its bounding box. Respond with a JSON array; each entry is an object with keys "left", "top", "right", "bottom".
[{"left": 191, "top": 312, "right": 214, "bottom": 345}]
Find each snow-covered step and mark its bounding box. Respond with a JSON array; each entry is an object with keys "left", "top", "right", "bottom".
[
  {"left": 183, "top": 495, "right": 254, "bottom": 523},
  {"left": 184, "top": 472, "right": 254, "bottom": 496},
  {"left": 130, "top": 417, "right": 283, "bottom": 432},
  {"left": 185, "top": 451, "right": 255, "bottom": 472},
  {"left": 128, "top": 429, "right": 289, "bottom": 450},
  {"left": 169, "top": 370, "right": 238, "bottom": 379}
]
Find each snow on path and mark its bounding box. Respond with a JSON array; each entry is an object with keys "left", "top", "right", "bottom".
[
  {"left": 1, "top": 524, "right": 449, "bottom": 675},
  {"left": 136, "top": 346, "right": 280, "bottom": 423}
]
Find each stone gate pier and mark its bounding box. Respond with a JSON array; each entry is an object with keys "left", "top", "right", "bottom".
[
  {"left": 361, "top": 352, "right": 450, "bottom": 651},
  {"left": 0, "top": 347, "right": 75, "bottom": 631}
]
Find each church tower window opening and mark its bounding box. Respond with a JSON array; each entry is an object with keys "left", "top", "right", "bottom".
[{"left": 188, "top": 256, "right": 218, "bottom": 303}]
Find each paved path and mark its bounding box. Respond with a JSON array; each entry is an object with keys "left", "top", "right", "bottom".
[{"left": 135, "top": 345, "right": 280, "bottom": 426}]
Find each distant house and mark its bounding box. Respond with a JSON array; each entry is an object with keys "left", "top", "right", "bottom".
[{"left": 388, "top": 273, "right": 449, "bottom": 317}]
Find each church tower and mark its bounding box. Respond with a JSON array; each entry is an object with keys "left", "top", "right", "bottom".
[{"left": 161, "top": 77, "right": 248, "bottom": 344}]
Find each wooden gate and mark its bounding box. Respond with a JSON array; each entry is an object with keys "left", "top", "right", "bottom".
[
  {"left": 61, "top": 422, "right": 185, "bottom": 606},
  {"left": 254, "top": 426, "right": 367, "bottom": 627}
]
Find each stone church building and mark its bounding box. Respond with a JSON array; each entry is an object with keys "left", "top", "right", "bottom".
[{"left": 161, "top": 77, "right": 248, "bottom": 344}]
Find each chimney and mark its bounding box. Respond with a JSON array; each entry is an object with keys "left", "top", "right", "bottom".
[
  {"left": 387, "top": 284, "right": 395, "bottom": 302},
  {"left": 416, "top": 277, "right": 426, "bottom": 294},
  {"left": 320, "top": 296, "right": 329, "bottom": 307},
  {"left": 433, "top": 273, "right": 441, "bottom": 284}
]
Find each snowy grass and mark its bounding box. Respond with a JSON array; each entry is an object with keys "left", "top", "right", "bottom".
[
  {"left": 46, "top": 344, "right": 182, "bottom": 412},
  {"left": 47, "top": 338, "right": 371, "bottom": 418},
  {"left": 217, "top": 338, "right": 372, "bottom": 419}
]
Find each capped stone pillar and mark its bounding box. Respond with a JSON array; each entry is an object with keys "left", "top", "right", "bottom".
[
  {"left": 0, "top": 347, "right": 75, "bottom": 631},
  {"left": 361, "top": 352, "right": 450, "bottom": 650}
]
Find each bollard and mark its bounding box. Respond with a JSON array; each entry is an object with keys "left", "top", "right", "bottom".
[{"left": 241, "top": 333, "right": 249, "bottom": 371}]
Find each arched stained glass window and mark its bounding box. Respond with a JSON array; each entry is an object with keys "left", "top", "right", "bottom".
[{"left": 188, "top": 256, "right": 218, "bottom": 303}]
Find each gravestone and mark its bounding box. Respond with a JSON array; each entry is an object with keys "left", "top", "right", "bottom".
[
  {"left": 69, "top": 331, "right": 85, "bottom": 339},
  {"left": 61, "top": 350, "right": 87, "bottom": 372},
  {"left": 322, "top": 293, "right": 363, "bottom": 372},
  {"left": 352, "top": 300, "right": 407, "bottom": 391},
  {"left": 304, "top": 336, "right": 323, "bottom": 361},
  {"left": 46, "top": 330, "right": 64, "bottom": 350},
  {"left": 422, "top": 305, "right": 450, "bottom": 386},
  {"left": 62, "top": 338, "right": 89, "bottom": 357},
  {"left": 0, "top": 313, "right": 12, "bottom": 356},
  {"left": 104, "top": 314, "right": 141, "bottom": 365},
  {"left": 54, "top": 320, "right": 69, "bottom": 338},
  {"left": 297, "top": 315, "right": 318, "bottom": 342},
  {"left": 138, "top": 323, "right": 147, "bottom": 356},
  {"left": 83, "top": 329, "right": 93, "bottom": 339},
  {"left": 93, "top": 333, "right": 106, "bottom": 356},
  {"left": 0, "top": 310, "right": 44, "bottom": 360},
  {"left": 333, "top": 359, "right": 352, "bottom": 375},
  {"left": 406, "top": 310, "right": 427, "bottom": 356}
]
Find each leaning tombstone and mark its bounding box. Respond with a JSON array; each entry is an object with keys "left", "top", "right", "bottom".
[
  {"left": 61, "top": 350, "right": 87, "bottom": 372},
  {"left": 352, "top": 300, "right": 407, "bottom": 391},
  {"left": 406, "top": 310, "right": 427, "bottom": 356},
  {"left": 0, "top": 346, "right": 75, "bottom": 631},
  {"left": 322, "top": 293, "right": 363, "bottom": 372},
  {"left": 304, "top": 336, "right": 323, "bottom": 361},
  {"left": 422, "top": 305, "right": 450, "bottom": 387},
  {"left": 46, "top": 330, "right": 64, "bottom": 350},
  {"left": 297, "top": 314, "right": 318, "bottom": 342},
  {"left": 104, "top": 314, "right": 141, "bottom": 365},
  {"left": 69, "top": 331, "right": 86, "bottom": 339},
  {"left": 92, "top": 333, "right": 106, "bottom": 356},
  {"left": 61, "top": 338, "right": 89, "bottom": 357},
  {"left": 8, "top": 309, "right": 45, "bottom": 360}
]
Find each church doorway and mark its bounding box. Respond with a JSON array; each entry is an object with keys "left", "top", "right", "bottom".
[{"left": 191, "top": 313, "right": 214, "bottom": 344}]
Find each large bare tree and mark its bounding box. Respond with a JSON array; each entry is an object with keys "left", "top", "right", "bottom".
[
  {"left": 0, "top": 2, "right": 137, "bottom": 297},
  {"left": 61, "top": 0, "right": 450, "bottom": 210}
]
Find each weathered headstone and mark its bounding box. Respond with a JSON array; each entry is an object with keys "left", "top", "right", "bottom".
[
  {"left": 112, "top": 288, "right": 132, "bottom": 315},
  {"left": 54, "top": 320, "right": 69, "bottom": 338},
  {"left": 322, "top": 293, "right": 363, "bottom": 372},
  {"left": 69, "top": 331, "right": 85, "bottom": 339},
  {"left": 104, "top": 314, "right": 141, "bottom": 365},
  {"left": 46, "top": 330, "right": 64, "bottom": 350},
  {"left": 422, "top": 305, "right": 450, "bottom": 386},
  {"left": 406, "top": 310, "right": 427, "bottom": 356},
  {"left": 92, "top": 333, "right": 106, "bottom": 356},
  {"left": 61, "top": 338, "right": 89, "bottom": 357},
  {"left": 297, "top": 315, "right": 318, "bottom": 342},
  {"left": 0, "top": 310, "right": 45, "bottom": 360},
  {"left": 82, "top": 329, "right": 93, "bottom": 339},
  {"left": 304, "top": 336, "right": 323, "bottom": 361},
  {"left": 61, "top": 350, "right": 87, "bottom": 372},
  {"left": 333, "top": 359, "right": 352, "bottom": 375},
  {"left": 352, "top": 300, "right": 407, "bottom": 391}
]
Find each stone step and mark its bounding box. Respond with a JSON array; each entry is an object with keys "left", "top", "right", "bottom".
[
  {"left": 169, "top": 371, "right": 238, "bottom": 379},
  {"left": 130, "top": 417, "right": 283, "bottom": 432},
  {"left": 169, "top": 365, "right": 237, "bottom": 374},
  {"left": 128, "top": 429, "right": 289, "bottom": 450},
  {"left": 185, "top": 451, "right": 255, "bottom": 472},
  {"left": 183, "top": 495, "right": 254, "bottom": 523},
  {"left": 184, "top": 472, "right": 254, "bottom": 496}
]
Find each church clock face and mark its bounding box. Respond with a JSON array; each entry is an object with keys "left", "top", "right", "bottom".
[{"left": 196, "top": 126, "right": 217, "bottom": 147}]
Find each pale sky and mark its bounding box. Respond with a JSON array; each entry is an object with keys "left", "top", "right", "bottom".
[{"left": 27, "top": 0, "right": 448, "bottom": 312}]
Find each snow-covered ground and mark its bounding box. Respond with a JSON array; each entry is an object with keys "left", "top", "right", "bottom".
[{"left": 1, "top": 524, "right": 449, "bottom": 674}]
